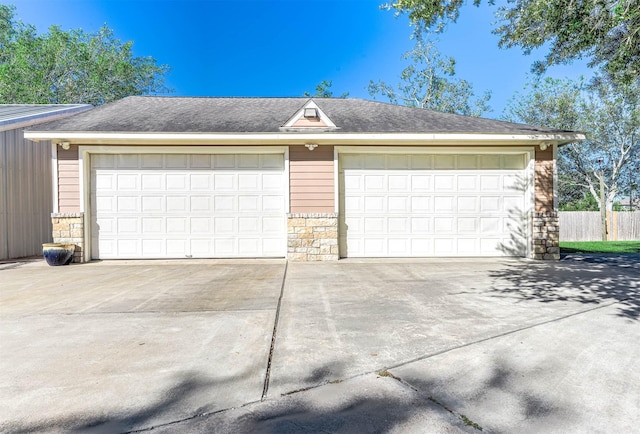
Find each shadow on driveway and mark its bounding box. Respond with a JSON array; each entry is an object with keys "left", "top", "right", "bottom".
[
  {"left": 5, "top": 371, "right": 236, "bottom": 434},
  {"left": 483, "top": 254, "right": 640, "bottom": 320}
]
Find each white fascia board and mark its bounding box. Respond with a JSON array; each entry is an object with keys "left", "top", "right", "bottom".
[{"left": 23, "top": 131, "right": 586, "bottom": 145}]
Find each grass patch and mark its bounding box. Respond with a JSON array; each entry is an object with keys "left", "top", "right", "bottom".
[
  {"left": 377, "top": 370, "right": 401, "bottom": 381},
  {"left": 428, "top": 397, "right": 483, "bottom": 431},
  {"left": 460, "top": 414, "right": 483, "bottom": 431},
  {"left": 560, "top": 241, "right": 640, "bottom": 254}
]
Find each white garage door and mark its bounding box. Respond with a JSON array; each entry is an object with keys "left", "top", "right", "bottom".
[
  {"left": 91, "top": 153, "right": 286, "bottom": 259},
  {"left": 340, "top": 152, "right": 530, "bottom": 257}
]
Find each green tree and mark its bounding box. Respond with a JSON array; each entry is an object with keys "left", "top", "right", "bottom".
[
  {"left": 304, "top": 80, "right": 348, "bottom": 98},
  {"left": 368, "top": 36, "right": 491, "bottom": 116},
  {"left": 503, "top": 76, "right": 640, "bottom": 211},
  {"left": 384, "top": 0, "right": 640, "bottom": 83},
  {"left": 0, "top": 5, "right": 169, "bottom": 105}
]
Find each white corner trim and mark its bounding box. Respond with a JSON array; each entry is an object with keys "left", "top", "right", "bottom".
[
  {"left": 51, "top": 143, "right": 59, "bottom": 214},
  {"left": 526, "top": 148, "right": 536, "bottom": 258},
  {"left": 333, "top": 146, "right": 339, "bottom": 214},
  {"left": 284, "top": 147, "right": 290, "bottom": 214},
  {"left": 553, "top": 144, "right": 559, "bottom": 211}
]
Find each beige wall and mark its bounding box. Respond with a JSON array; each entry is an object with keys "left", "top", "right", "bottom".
[
  {"left": 289, "top": 145, "right": 335, "bottom": 213},
  {"left": 534, "top": 146, "right": 554, "bottom": 212},
  {"left": 57, "top": 145, "right": 81, "bottom": 212}
]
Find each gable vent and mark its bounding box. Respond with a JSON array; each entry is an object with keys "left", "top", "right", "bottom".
[{"left": 303, "top": 107, "right": 319, "bottom": 119}]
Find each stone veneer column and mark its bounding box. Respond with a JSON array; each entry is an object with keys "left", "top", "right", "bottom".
[
  {"left": 287, "top": 213, "right": 339, "bottom": 261},
  {"left": 532, "top": 211, "right": 560, "bottom": 260},
  {"left": 51, "top": 212, "right": 85, "bottom": 263}
]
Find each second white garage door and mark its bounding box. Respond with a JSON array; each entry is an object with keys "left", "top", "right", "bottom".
[
  {"left": 91, "top": 153, "right": 286, "bottom": 259},
  {"left": 339, "top": 152, "right": 531, "bottom": 257}
]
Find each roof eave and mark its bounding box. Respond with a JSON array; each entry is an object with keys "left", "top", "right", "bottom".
[
  {"left": 23, "top": 131, "right": 586, "bottom": 146},
  {"left": 0, "top": 105, "right": 93, "bottom": 132}
]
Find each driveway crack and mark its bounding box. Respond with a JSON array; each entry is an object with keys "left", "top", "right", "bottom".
[
  {"left": 261, "top": 260, "right": 288, "bottom": 400},
  {"left": 385, "top": 299, "right": 621, "bottom": 372}
]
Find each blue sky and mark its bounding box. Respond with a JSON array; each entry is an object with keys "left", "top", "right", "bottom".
[{"left": 9, "top": 0, "right": 591, "bottom": 117}]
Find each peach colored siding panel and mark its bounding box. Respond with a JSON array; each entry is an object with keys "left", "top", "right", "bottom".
[
  {"left": 535, "top": 147, "right": 554, "bottom": 212},
  {"left": 289, "top": 145, "right": 335, "bottom": 213},
  {"left": 57, "top": 146, "right": 80, "bottom": 212},
  {"left": 291, "top": 117, "right": 329, "bottom": 128}
]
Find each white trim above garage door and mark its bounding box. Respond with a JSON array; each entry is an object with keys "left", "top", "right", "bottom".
[
  {"left": 338, "top": 147, "right": 533, "bottom": 257},
  {"left": 87, "top": 148, "right": 287, "bottom": 259}
]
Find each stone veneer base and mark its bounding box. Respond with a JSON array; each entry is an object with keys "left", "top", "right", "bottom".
[
  {"left": 287, "top": 213, "right": 339, "bottom": 261},
  {"left": 532, "top": 211, "right": 560, "bottom": 260},
  {"left": 51, "top": 212, "right": 85, "bottom": 263}
]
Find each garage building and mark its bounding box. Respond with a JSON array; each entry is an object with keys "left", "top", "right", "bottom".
[{"left": 24, "top": 97, "right": 584, "bottom": 262}]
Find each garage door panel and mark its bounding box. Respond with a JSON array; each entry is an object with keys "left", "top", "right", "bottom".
[
  {"left": 457, "top": 175, "right": 476, "bottom": 190},
  {"left": 141, "top": 174, "right": 163, "bottom": 190},
  {"left": 340, "top": 152, "right": 530, "bottom": 257},
  {"left": 457, "top": 238, "right": 478, "bottom": 255},
  {"left": 434, "top": 238, "right": 454, "bottom": 255},
  {"left": 167, "top": 217, "right": 187, "bottom": 233},
  {"left": 388, "top": 196, "right": 408, "bottom": 212},
  {"left": 458, "top": 217, "right": 477, "bottom": 233},
  {"left": 388, "top": 175, "right": 408, "bottom": 190},
  {"left": 458, "top": 155, "right": 478, "bottom": 169},
  {"left": 480, "top": 155, "right": 501, "bottom": 169},
  {"left": 141, "top": 196, "right": 163, "bottom": 212},
  {"left": 213, "top": 196, "right": 234, "bottom": 212},
  {"left": 457, "top": 196, "right": 478, "bottom": 212},
  {"left": 141, "top": 154, "right": 163, "bottom": 168},
  {"left": 434, "top": 197, "right": 454, "bottom": 212},
  {"left": 142, "top": 239, "right": 163, "bottom": 256},
  {"left": 388, "top": 217, "right": 408, "bottom": 233},
  {"left": 480, "top": 175, "right": 500, "bottom": 191},
  {"left": 263, "top": 217, "right": 284, "bottom": 233},
  {"left": 263, "top": 173, "right": 284, "bottom": 190},
  {"left": 117, "top": 196, "right": 138, "bottom": 212},
  {"left": 141, "top": 217, "right": 162, "bottom": 234},
  {"left": 434, "top": 175, "right": 454, "bottom": 191},
  {"left": 504, "top": 154, "right": 525, "bottom": 169},
  {"left": 116, "top": 217, "right": 138, "bottom": 233},
  {"left": 434, "top": 217, "right": 453, "bottom": 232},
  {"left": 91, "top": 153, "right": 285, "bottom": 259},
  {"left": 411, "top": 196, "right": 430, "bottom": 212},
  {"left": 434, "top": 155, "right": 455, "bottom": 169},
  {"left": 411, "top": 238, "right": 432, "bottom": 255},
  {"left": 411, "top": 217, "right": 431, "bottom": 233}
]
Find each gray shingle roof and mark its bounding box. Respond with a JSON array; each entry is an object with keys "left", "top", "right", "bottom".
[
  {"left": 26, "top": 96, "right": 571, "bottom": 135},
  {"left": 0, "top": 104, "right": 92, "bottom": 130}
]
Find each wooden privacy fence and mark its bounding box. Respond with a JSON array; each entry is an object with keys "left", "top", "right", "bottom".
[{"left": 559, "top": 211, "right": 640, "bottom": 241}]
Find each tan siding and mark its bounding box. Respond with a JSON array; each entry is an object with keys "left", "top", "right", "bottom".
[
  {"left": 535, "top": 147, "right": 554, "bottom": 212},
  {"left": 289, "top": 145, "right": 334, "bottom": 213},
  {"left": 57, "top": 146, "right": 80, "bottom": 212}
]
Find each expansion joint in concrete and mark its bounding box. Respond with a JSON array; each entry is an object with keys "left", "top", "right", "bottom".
[
  {"left": 384, "top": 299, "right": 621, "bottom": 372},
  {"left": 261, "top": 260, "right": 288, "bottom": 400}
]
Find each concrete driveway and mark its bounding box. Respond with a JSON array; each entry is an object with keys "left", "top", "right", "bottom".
[{"left": 1, "top": 255, "right": 638, "bottom": 433}]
